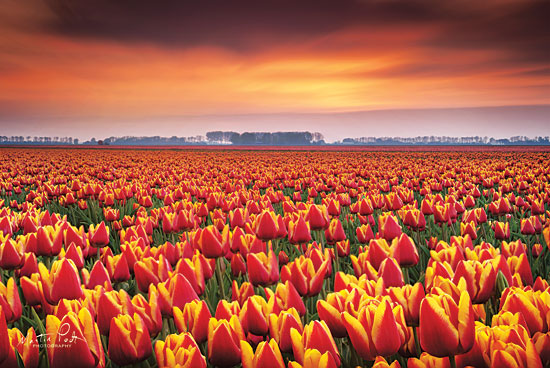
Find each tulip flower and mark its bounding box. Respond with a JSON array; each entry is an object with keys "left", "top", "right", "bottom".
[
  {"left": 36, "top": 225, "right": 64, "bottom": 257},
  {"left": 387, "top": 283, "right": 425, "bottom": 326},
  {"left": 390, "top": 233, "right": 419, "bottom": 267},
  {"left": 174, "top": 255, "right": 207, "bottom": 295},
  {"left": 342, "top": 298, "right": 407, "bottom": 361},
  {"left": 379, "top": 214, "right": 402, "bottom": 241},
  {"left": 241, "top": 339, "right": 285, "bottom": 368},
  {"left": 418, "top": 291, "right": 475, "bottom": 358},
  {"left": 198, "top": 225, "right": 228, "bottom": 258},
  {"left": 232, "top": 280, "right": 255, "bottom": 307},
  {"left": 230, "top": 252, "right": 247, "bottom": 277},
  {"left": 356, "top": 224, "right": 375, "bottom": 244},
  {"left": 265, "top": 281, "right": 306, "bottom": 316},
  {"left": 103, "top": 207, "right": 120, "bottom": 222},
  {"left": 2, "top": 327, "right": 39, "bottom": 368},
  {"left": 154, "top": 332, "right": 206, "bottom": 368},
  {"left": 108, "top": 313, "right": 152, "bottom": 366},
  {"left": 269, "top": 308, "right": 304, "bottom": 353},
  {"left": 290, "top": 320, "right": 340, "bottom": 367},
  {"left": 0, "top": 238, "right": 24, "bottom": 269},
  {"left": 46, "top": 308, "right": 105, "bottom": 368},
  {"left": 460, "top": 221, "right": 477, "bottom": 240},
  {"left": 278, "top": 250, "right": 289, "bottom": 265},
  {"left": 96, "top": 289, "right": 135, "bottom": 335},
  {"left": 403, "top": 209, "right": 426, "bottom": 231},
  {"left": 499, "top": 287, "right": 548, "bottom": 336},
  {"left": 82, "top": 260, "right": 112, "bottom": 290},
  {"left": 488, "top": 197, "right": 512, "bottom": 216},
  {"left": 305, "top": 205, "right": 330, "bottom": 230},
  {"left": 0, "top": 307, "right": 9, "bottom": 364},
  {"left": 457, "top": 322, "right": 543, "bottom": 368},
  {"left": 317, "top": 291, "right": 348, "bottom": 338},
  {"left": 281, "top": 256, "right": 329, "bottom": 297},
  {"left": 493, "top": 221, "right": 510, "bottom": 240},
  {"left": 39, "top": 258, "right": 83, "bottom": 305},
  {"left": 154, "top": 273, "right": 199, "bottom": 317},
  {"left": 207, "top": 315, "right": 246, "bottom": 367},
  {"left": 0, "top": 277, "right": 22, "bottom": 323},
  {"left": 132, "top": 292, "right": 162, "bottom": 337},
  {"left": 173, "top": 300, "right": 212, "bottom": 344},
  {"left": 324, "top": 218, "right": 346, "bottom": 244},
  {"left": 239, "top": 295, "right": 270, "bottom": 336},
  {"left": 134, "top": 255, "right": 171, "bottom": 293},
  {"left": 452, "top": 260, "right": 496, "bottom": 304},
  {"left": 254, "top": 210, "right": 280, "bottom": 240},
  {"left": 378, "top": 257, "right": 405, "bottom": 287},
  {"left": 247, "top": 249, "right": 279, "bottom": 286},
  {"left": 288, "top": 216, "right": 312, "bottom": 244},
  {"left": 408, "top": 353, "right": 450, "bottom": 368},
  {"left": 60, "top": 242, "right": 85, "bottom": 269},
  {"left": 288, "top": 349, "right": 339, "bottom": 368},
  {"left": 88, "top": 221, "right": 110, "bottom": 247},
  {"left": 533, "top": 332, "right": 550, "bottom": 366}
]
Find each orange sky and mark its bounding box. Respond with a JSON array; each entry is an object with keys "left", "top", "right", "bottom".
[{"left": 1, "top": 0, "right": 549, "bottom": 140}]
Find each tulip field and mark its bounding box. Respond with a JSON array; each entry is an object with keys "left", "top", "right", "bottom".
[{"left": 1, "top": 146, "right": 550, "bottom": 368}]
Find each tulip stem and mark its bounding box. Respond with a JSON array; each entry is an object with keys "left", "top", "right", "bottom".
[
  {"left": 402, "top": 267, "right": 410, "bottom": 285},
  {"left": 449, "top": 355, "right": 456, "bottom": 368},
  {"left": 484, "top": 299, "right": 493, "bottom": 326},
  {"left": 334, "top": 247, "right": 340, "bottom": 274},
  {"left": 216, "top": 257, "right": 227, "bottom": 300},
  {"left": 413, "top": 326, "right": 421, "bottom": 358}
]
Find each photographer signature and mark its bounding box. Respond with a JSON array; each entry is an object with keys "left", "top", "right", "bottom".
[{"left": 19, "top": 322, "right": 87, "bottom": 347}]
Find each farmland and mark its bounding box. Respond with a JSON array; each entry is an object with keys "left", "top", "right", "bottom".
[{"left": 0, "top": 147, "right": 549, "bottom": 368}]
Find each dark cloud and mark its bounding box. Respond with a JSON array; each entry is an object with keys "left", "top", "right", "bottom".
[
  {"left": 42, "top": 0, "right": 430, "bottom": 49},
  {"left": 38, "top": 0, "right": 550, "bottom": 67},
  {"left": 425, "top": 1, "right": 550, "bottom": 65}
]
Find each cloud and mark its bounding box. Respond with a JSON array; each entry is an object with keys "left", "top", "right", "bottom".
[{"left": 38, "top": 0, "right": 548, "bottom": 62}]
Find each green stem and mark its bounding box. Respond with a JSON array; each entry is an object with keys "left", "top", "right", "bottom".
[
  {"left": 484, "top": 299, "right": 493, "bottom": 326},
  {"left": 413, "top": 326, "right": 421, "bottom": 358},
  {"left": 216, "top": 257, "right": 227, "bottom": 300},
  {"left": 334, "top": 246, "right": 340, "bottom": 274},
  {"left": 403, "top": 267, "right": 410, "bottom": 285},
  {"left": 161, "top": 317, "right": 170, "bottom": 340},
  {"left": 449, "top": 354, "right": 456, "bottom": 368}
]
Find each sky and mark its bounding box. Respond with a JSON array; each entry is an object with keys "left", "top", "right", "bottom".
[{"left": 0, "top": 0, "right": 549, "bottom": 142}]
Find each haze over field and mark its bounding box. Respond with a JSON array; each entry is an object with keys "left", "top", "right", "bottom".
[{"left": 0, "top": 0, "right": 549, "bottom": 141}]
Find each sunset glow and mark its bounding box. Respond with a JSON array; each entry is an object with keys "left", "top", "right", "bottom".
[{"left": 0, "top": 0, "right": 549, "bottom": 140}]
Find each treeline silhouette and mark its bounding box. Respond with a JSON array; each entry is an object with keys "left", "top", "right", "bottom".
[{"left": 1, "top": 133, "right": 549, "bottom": 146}]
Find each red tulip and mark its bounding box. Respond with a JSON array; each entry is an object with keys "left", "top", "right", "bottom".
[
  {"left": 390, "top": 233, "right": 419, "bottom": 267},
  {"left": 173, "top": 300, "right": 212, "bottom": 343},
  {"left": 46, "top": 308, "right": 105, "bottom": 368},
  {"left": 247, "top": 249, "right": 279, "bottom": 287},
  {"left": 0, "top": 277, "right": 22, "bottom": 323},
  {"left": 324, "top": 218, "right": 346, "bottom": 244},
  {"left": 39, "top": 259, "right": 83, "bottom": 305},
  {"left": 88, "top": 222, "right": 110, "bottom": 248},
  {"left": 155, "top": 332, "right": 206, "bottom": 368},
  {"left": 288, "top": 216, "right": 312, "bottom": 244},
  {"left": 419, "top": 291, "right": 475, "bottom": 357},
  {"left": 207, "top": 315, "right": 246, "bottom": 367},
  {"left": 379, "top": 214, "right": 402, "bottom": 241},
  {"left": 108, "top": 313, "right": 152, "bottom": 366},
  {"left": 269, "top": 308, "right": 304, "bottom": 353},
  {"left": 290, "top": 320, "right": 340, "bottom": 367},
  {"left": 241, "top": 339, "right": 285, "bottom": 368}
]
